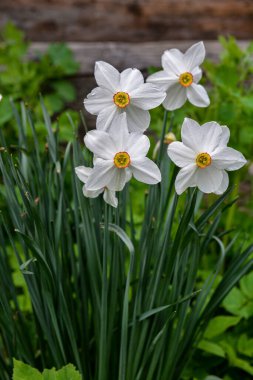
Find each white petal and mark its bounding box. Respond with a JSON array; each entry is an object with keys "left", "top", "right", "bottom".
[
  {"left": 103, "top": 189, "right": 118, "bottom": 208},
  {"left": 146, "top": 70, "right": 178, "bottom": 91},
  {"left": 127, "top": 133, "right": 150, "bottom": 159},
  {"left": 200, "top": 122, "right": 224, "bottom": 151},
  {"left": 84, "top": 130, "right": 116, "bottom": 159},
  {"left": 83, "top": 186, "right": 103, "bottom": 198},
  {"left": 182, "top": 120, "right": 223, "bottom": 153},
  {"left": 95, "top": 61, "right": 120, "bottom": 92},
  {"left": 108, "top": 113, "right": 129, "bottom": 151},
  {"left": 162, "top": 49, "right": 186, "bottom": 75},
  {"left": 184, "top": 42, "right": 206, "bottom": 71},
  {"left": 163, "top": 84, "right": 187, "bottom": 111},
  {"left": 186, "top": 83, "right": 210, "bottom": 108},
  {"left": 75, "top": 166, "right": 92, "bottom": 183},
  {"left": 130, "top": 83, "right": 166, "bottom": 110},
  {"left": 130, "top": 157, "right": 161, "bottom": 184},
  {"left": 167, "top": 141, "right": 195, "bottom": 167},
  {"left": 175, "top": 164, "right": 197, "bottom": 195},
  {"left": 125, "top": 106, "right": 150, "bottom": 133},
  {"left": 214, "top": 171, "right": 229, "bottom": 195},
  {"left": 212, "top": 147, "right": 247, "bottom": 171},
  {"left": 120, "top": 68, "right": 144, "bottom": 92},
  {"left": 96, "top": 104, "right": 119, "bottom": 131},
  {"left": 84, "top": 87, "right": 113, "bottom": 115},
  {"left": 195, "top": 166, "right": 223, "bottom": 193},
  {"left": 125, "top": 168, "right": 132, "bottom": 182},
  {"left": 107, "top": 168, "right": 127, "bottom": 191},
  {"left": 220, "top": 126, "right": 230, "bottom": 146},
  {"left": 192, "top": 66, "right": 202, "bottom": 83},
  {"left": 85, "top": 161, "right": 115, "bottom": 190}
]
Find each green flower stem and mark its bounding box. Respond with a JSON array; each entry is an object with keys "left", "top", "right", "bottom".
[
  {"left": 98, "top": 203, "right": 109, "bottom": 380},
  {"left": 157, "top": 109, "right": 168, "bottom": 165}
]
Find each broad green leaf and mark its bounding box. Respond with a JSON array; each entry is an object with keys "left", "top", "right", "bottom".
[
  {"left": 204, "top": 315, "right": 241, "bottom": 339},
  {"left": 13, "top": 360, "right": 82, "bottom": 380},
  {"left": 197, "top": 340, "right": 225, "bottom": 358},
  {"left": 13, "top": 359, "right": 42, "bottom": 380},
  {"left": 237, "top": 334, "right": 253, "bottom": 357},
  {"left": 220, "top": 342, "right": 253, "bottom": 375},
  {"left": 240, "top": 272, "right": 253, "bottom": 300},
  {"left": 222, "top": 287, "right": 247, "bottom": 315}
]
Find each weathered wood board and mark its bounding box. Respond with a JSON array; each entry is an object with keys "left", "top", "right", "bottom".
[
  {"left": 29, "top": 40, "right": 249, "bottom": 75},
  {"left": 1, "top": 0, "right": 253, "bottom": 42}
]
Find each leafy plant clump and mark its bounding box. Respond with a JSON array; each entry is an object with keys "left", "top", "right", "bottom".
[
  {"left": 0, "top": 22, "right": 80, "bottom": 142},
  {"left": 0, "top": 101, "right": 252, "bottom": 380}
]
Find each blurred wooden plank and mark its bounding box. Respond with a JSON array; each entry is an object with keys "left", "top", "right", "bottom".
[
  {"left": 1, "top": 0, "right": 253, "bottom": 42},
  {"left": 29, "top": 40, "right": 250, "bottom": 75}
]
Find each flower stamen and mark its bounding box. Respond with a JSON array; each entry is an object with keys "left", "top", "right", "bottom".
[
  {"left": 114, "top": 152, "right": 131, "bottom": 169},
  {"left": 196, "top": 152, "right": 212, "bottom": 169},
  {"left": 113, "top": 92, "right": 130, "bottom": 108},
  {"left": 179, "top": 72, "right": 193, "bottom": 87}
]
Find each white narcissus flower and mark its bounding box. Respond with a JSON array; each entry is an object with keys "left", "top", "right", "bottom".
[
  {"left": 84, "top": 113, "right": 161, "bottom": 192},
  {"left": 84, "top": 61, "right": 166, "bottom": 133},
  {"left": 75, "top": 166, "right": 118, "bottom": 208},
  {"left": 167, "top": 118, "right": 247, "bottom": 195},
  {"left": 146, "top": 41, "right": 210, "bottom": 110}
]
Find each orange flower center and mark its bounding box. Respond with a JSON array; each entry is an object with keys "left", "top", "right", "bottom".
[
  {"left": 114, "top": 151, "right": 131, "bottom": 168},
  {"left": 113, "top": 92, "right": 130, "bottom": 108},
  {"left": 179, "top": 72, "right": 193, "bottom": 87},
  {"left": 196, "top": 152, "right": 212, "bottom": 169}
]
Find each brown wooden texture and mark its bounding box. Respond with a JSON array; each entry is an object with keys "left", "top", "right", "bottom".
[
  {"left": 1, "top": 0, "right": 253, "bottom": 42},
  {"left": 29, "top": 40, "right": 249, "bottom": 75}
]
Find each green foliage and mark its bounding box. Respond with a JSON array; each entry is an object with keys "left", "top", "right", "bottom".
[
  {"left": 13, "top": 359, "right": 82, "bottom": 380},
  {"left": 0, "top": 102, "right": 252, "bottom": 380},
  {"left": 0, "top": 22, "right": 80, "bottom": 142}
]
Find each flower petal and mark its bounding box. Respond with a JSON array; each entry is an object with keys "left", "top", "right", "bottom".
[
  {"left": 103, "top": 189, "right": 118, "bottom": 208},
  {"left": 195, "top": 166, "right": 223, "bottom": 193},
  {"left": 83, "top": 186, "right": 103, "bottom": 198},
  {"left": 127, "top": 133, "right": 150, "bottom": 159},
  {"left": 84, "top": 87, "right": 113, "bottom": 115},
  {"left": 84, "top": 130, "right": 116, "bottom": 159},
  {"left": 167, "top": 141, "right": 195, "bottom": 167},
  {"left": 85, "top": 161, "right": 115, "bottom": 190},
  {"left": 192, "top": 66, "right": 202, "bottom": 83},
  {"left": 212, "top": 147, "right": 247, "bottom": 171},
  {"left": 146, "top": 70, "right": 178, "bottom": 91},
  {"left": 184, "top": 41, "right": 206, "bottom": 71},
  {"left": 107, "top": 168, "right": 127, "bottom": 191},
  {"left": 75, "top": 166, "right": 92, "bottom": 183},
  {"left": 163, "top": 84, "right": 187, "bottom": 111},
  {"left": 120, "top": 68, "right": 144, "bottom": 92},
  {"left": 125, "top": 105, "right": 150, "bottom": 133},
  {"left": 175, "top": 164, "right": 197, "bottom": 195},
  {"left": 220, "top": 126, "right": 230, "bottom": 146},
  {"left": 130, "top": 83, "right": 166, "bottom": 110},
  {"left": 162, "top": 49, "right": 186, "bottom": 75},
  {"left": 214, "top": 171, "right": 229, "bottom": 195},
  {"left": 108, "top": 113, "right": 129, "bottom": 151},
  {"left": 96, "top": 104, "right": 120, "bottom": 131},
  {"left": 95, "top": 61, "right": 120, "bottom": 92},
  {"left": 131, "top": 157, "right": 161, "bottom": 184},
  {"left": 186, "top": 83, "right": 210, "bottom": 108},
  {"left": 182, "top": 119, "right": 223, "bottom": 153}
]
